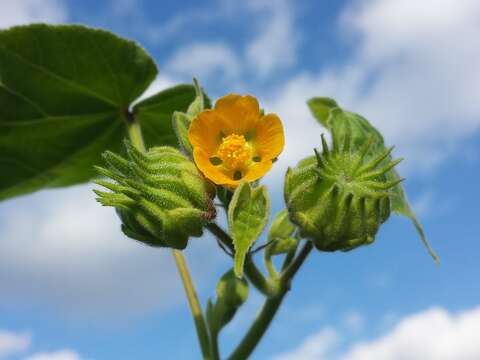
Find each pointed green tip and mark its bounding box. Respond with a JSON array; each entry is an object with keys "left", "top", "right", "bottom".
[
  {"left": 413, "top": 218, "right": 440, "bottom": 265},
  {"left": 193, "top": 77, "right": 201, "bottom": 95}
]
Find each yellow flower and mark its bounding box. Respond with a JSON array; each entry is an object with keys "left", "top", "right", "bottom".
[{"left": 188, "top": 94, "right": 285, "bottom": 187}]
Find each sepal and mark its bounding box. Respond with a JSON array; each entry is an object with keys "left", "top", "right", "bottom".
[{"left": 172, "top": 78, "right": 208, "bottom": 155}]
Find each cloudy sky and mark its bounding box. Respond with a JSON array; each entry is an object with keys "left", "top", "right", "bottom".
[{"left": 0, "top": 0, "right": 479, "bottom": 359}]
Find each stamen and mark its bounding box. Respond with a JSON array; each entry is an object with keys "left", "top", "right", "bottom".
[{"left": 217, "top": 134, "right": 253, "bottom": 170}]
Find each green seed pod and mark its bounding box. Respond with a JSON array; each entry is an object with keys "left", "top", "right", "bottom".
[
  {"left": 94, "top": 141, "right": 216, "bottom": 249},
  {"left": 284, "top": 130, "right": 403, "bottom": 252}
]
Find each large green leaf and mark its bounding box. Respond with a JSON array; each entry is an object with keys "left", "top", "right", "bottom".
[
  {"left": 308, "top": 97, "right": 439, "bottom": 263},
  {"left": 134, "top": 84, "right": 198, "bottom": 149},
  {"left": 228, "top": 182, "right": 270, "bottom": 277},
  {"left": 0, "top": 24, "right": 196, "bottom": 201}
]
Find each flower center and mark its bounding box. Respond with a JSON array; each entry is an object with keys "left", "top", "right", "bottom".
[{"left": 217, "top": 134, "right": 252, "bottom": 169}]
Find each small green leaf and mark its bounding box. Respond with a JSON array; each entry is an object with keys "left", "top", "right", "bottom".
[
  {"left": 228, "top": 182, "right": 270, "bottom": 277},
  {"left": 161, "top": 79, "right": 210, "bottom": 156},
  {"left": 186, "top": 78, "right": 206, "bottom": 117},
  {"left": 387, "top": 174, "right": 440, "bottom": 264},
  {"left": 308, "top": 97, "right": 439, "bottom": 263},
  {"left": 307, "top": 97, "right": 340, "bottom": 128},
  {"left": 172, "top": 111, "right": 194, "bottom": 154}
]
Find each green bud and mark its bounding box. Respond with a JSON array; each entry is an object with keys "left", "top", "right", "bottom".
[
  {"left": 94, "top": 141, "right": 216, "bottom": 249},
  {"left": 207, "top": 269, "right": 249, "bottom": 334},
  {"left": 266, "top": 209, "right": 298, "bottom": 257},
  {"left": 216, "top": 269, "right": 249, "bottom": 308},
  {"left": 285, "top": 129, "right": 402, "bottom": 252}
]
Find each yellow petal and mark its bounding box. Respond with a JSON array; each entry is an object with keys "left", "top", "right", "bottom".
[
  {"left": 215, "top": 94, "right": 260, "bottom": 134},
  {"left": 253, "top": 113, "right": 285, "bottom": 160},
  {"left": 193, "top": 148, "right": 238, "bottom": 186},
  {"left": 188, "top": 110, "right": 225, "bottom": 154},
  {"left": 243, "top": 160, "right": 272, "bottom": 182}
]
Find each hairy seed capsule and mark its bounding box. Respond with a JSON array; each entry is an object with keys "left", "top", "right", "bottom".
[
  {"left": 284, "top": 131, "right": 402, "bottom": 252},
  {"left": 94, "top": 141, "right": 216, "bottom": 249}
]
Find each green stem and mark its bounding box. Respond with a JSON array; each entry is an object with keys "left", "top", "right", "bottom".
[
  {"left": 264, "top": 254, "right": 278, "bottom": 280},
  {"left": 227, "top": 241, "right": 313, "bottom": 360},
  {"left": 281, "top": 241, "right": 313, "bottom": 281},
  {"left": 206, "top": 223, "right": 277, "bottom": 297},
  {"left": 127, "top": 118, "right": 146, "bottom": 152},
  {"left": 209, "top": 331, "right": 220, "bottom": 360},
  {"left": 173, "top": 250, "right": 212, "bottom": 360},
  {"left": 228, "top": 294, "right": 285, "bottom": 360},
  {"left": 126, "top": 115, "right": 211, "bottom": 359}
]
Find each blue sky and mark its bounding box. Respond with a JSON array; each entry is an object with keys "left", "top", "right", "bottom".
[{"left": 0, "top": 0, "right": 479, "bottom": 359}]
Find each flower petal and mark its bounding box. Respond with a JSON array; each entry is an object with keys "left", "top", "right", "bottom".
[
  {"left": 188, "top": 110, "right": 226, "bottom": 154},
  {"left": 215, "top": 94, "right": 260, "bottom": 134},
  {"left": 192, "top": 148, "right": 238, "bottom": 186},
  {"left": 253, "top": 113, "right": 285, "bottom": 160},
  {"left": 243, "top": 160, "right": 272, "bottom": 182}
]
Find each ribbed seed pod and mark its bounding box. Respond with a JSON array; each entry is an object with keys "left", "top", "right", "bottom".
[
  {"left": 94, "top": 141, "right": 216, "bottom": 249},
  {"left": 284, "top": 130, "right": 403, "bottom": 252}
]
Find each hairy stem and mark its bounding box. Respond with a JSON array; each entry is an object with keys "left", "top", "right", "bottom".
[
  {"left": 126, "top": 116, "right": 146, "bottom": 152},
  {"left": 173, "top": 250, "right": 212, "bottom": 359},
  {"left": 228, "top": 241, "right": 313, "bottom": 360},
  {"left": 206, "top": 222, "right": 278, "bottom": 297},
  {"left": 126, "top": 114, "right": 211, "bottom": 359}
]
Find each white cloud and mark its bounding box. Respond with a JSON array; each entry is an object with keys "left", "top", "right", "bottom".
[
  {"left": 165, "top": 42, "right": 241, "bottom": 81},
  {"left": 271, "top": 306, "right": 480, "bottom": 360},
  {"left": 343, "top": 311, "right": 365, "bottom": 333},
  {"left": 134, "top": 75, "right": 179, "bottom": 104},
  {"left": 271, "top": 328, "right": 338, "bottom": 360},
  {"left": 0, "top": 0, "right": 67, "bottom": 28},
  {"left": 264, "top": 0, "right": 480, "bottom": 182},
  {"left": 24, "top": 349, "right": 82, "bottom": 360},
  {"left": 0, "top": 185, "right": 223, "bottom": 318},
  {"left": 0, "top": 330, "right": 30, "bottom": 358},
  {"left": 0, "top": 330, "right": 83, "bottom": 360},
  {"left": 245, "top": 0, "right": 299, "bottom": 77},
  {"left": 341, "top": 307, "right": 480, "bottom": 360}
]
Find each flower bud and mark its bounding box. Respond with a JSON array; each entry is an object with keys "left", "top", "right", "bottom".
[
  {"left": 284, "top": 130, "right": 402, "bottom": 252},
  {"left": 94, "top": 141, "right": 216, "bottom": 249},
  {"left": 207, "top": 269, "right": 249, "bottom": 334}
]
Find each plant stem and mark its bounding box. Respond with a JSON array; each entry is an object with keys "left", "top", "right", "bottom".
[
  {"left": 209, "top": 331, "right": 221, "bottom": 360},
  {"left": 281, "top": 241, "right": 313, "bottom": 281},
  {"left": 264, "top": 253, "right": 279, "bottom": 280},
  {"left": 126, "top": 114, "right": 211, "bottom": 359},
  {"left": 127, "top": 117, "right": 146, "bottom": 152},
  {"left": 173, "top": 250, "right": 212, "bottom": 359},
  {"left": 227, "top": 241, "right": 313, "bottom": 360},
  {"left": 206, "top": 223, "right": 277, "bottom": 297},
  {"left": 227, "top": 293, "right": 285, "bottom": 360}
]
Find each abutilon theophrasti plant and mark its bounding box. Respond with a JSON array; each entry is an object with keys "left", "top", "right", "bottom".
[{"left": 0, "top": 24, "right": 439, "bottom": 360}]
